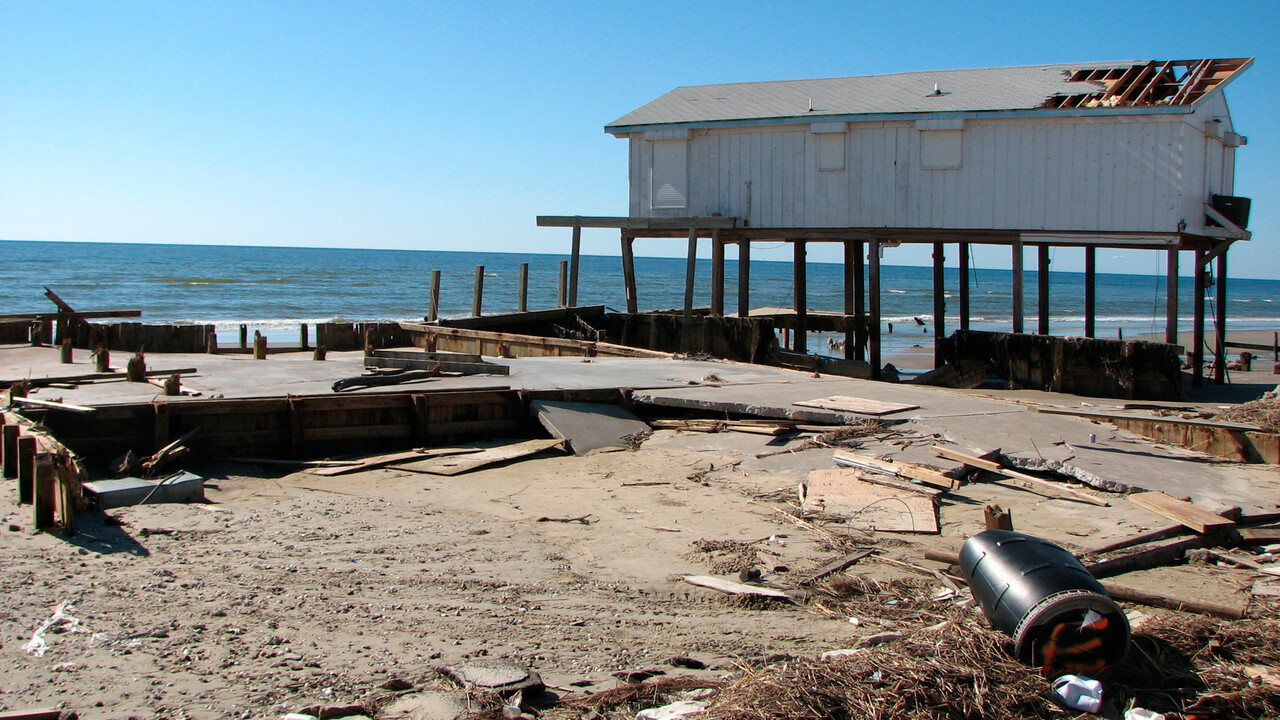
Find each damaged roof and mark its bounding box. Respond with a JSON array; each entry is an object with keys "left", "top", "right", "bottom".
[{"left": 606, "top": 58, "right": 1253, "bottom": 132}]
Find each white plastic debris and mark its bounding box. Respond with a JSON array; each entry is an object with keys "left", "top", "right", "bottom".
[
  {"left": 23, "top": 601, "right": 84, "bottom": 656},
  {"left": 635, "top": 700, "right": 708, "bottom": 720},
  {"left": 1052, "top": 674, "right": 1103, "bottom": 714},
  {"left": 1124, "top": 708, "right": 1166, "bottom": 720}
]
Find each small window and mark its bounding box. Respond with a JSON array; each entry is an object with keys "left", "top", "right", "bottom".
[
  {"left": 651, "top": 140, "right": 688, "bottom": 209},
  {"left": 818, "top": 133, "right": 845, "bottom": 171},
  {"left": 921, "top": 129, "right": 962, "bottom": 170}
]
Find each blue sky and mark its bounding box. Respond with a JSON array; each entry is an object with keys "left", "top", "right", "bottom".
[{"left": 2, "top": 1, "right": 1277, "bottom": 278}]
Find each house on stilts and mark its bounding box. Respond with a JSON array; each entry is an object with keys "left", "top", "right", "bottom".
[{"left": 539, "top": 58, "right": 1254, "bottom": 385}]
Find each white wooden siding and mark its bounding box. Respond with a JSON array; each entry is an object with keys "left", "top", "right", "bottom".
[{"left": 627, "top": 104, "right": 1234, "bottom": 235}]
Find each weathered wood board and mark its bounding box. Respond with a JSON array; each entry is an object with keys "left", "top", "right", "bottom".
[
  {"left": 1128, "top": 491, "right": 1237, "bottom": 534},
  {"left": 794, "top": 395, "right": 918, "bottom": 416},
  {"left": 683, "top": 575, "right": 791, "bottom": 599},
  {"left": 804, "top": 468, "right": 939, "bottom": 533},
  {"left": 396, "top": 438, "right": 565, "bottom": 476},
  {"left": 307, "top": 447, "right": 482, "bottom": 476}
]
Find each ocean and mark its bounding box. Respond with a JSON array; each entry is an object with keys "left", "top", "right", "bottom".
[{"left": 2, "top": 240, "right": 1277, "bottom": 365}]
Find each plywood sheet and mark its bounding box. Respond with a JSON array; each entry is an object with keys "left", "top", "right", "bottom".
[
  {"left": 794, "top": 395, "right": 918, "bottom": 416},
  {"left": 397, "top": 438, "right": 565, "bottom": 476},
  {"left": 804, "top": 468, "right": 938, "bottom": 533}
]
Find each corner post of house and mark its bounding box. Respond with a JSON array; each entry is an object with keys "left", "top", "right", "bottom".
[
  {"left": 737, "top": 238, "right": 751, "bottom": 319},
  {"left": 958, "top": 241, "right": 970, "bottom": 331},
  {"left": 1011, "top": 239, "right": 1025, "bottom": 333},
  {"left": 710, "top": 230, "right": 725, "bottom": 317},
  {"left": 568, "top": 219, "right": 582, "bottom": 307},
  {"left": 932, "top": 241, "right": 945, "bottom": 369},
  {"left": 793, "top": 239, "right": 808, "bottom": 354},
  {"left": 682, "top": 227, "right": 698, "bottom": 352},
  {"left": 1037, "top": 244, "right": 1050, "bottom": 336},
  {"left": 1214, "top": 248, "right": 1228, "bottom": 385},
  {"left": 1192, "top": 249, "right": 1206, "bottom": 387},
  {"left": 868, "top": 239, "right": 882, "bottom": 380},
  {"left": 621, "top": 231, "right": 638, "bottom": 313},
  {"left": 1165, "top": 248, "right": 1179, "bottom": 345},
  {"left": 1084, "top": 246, "right": 1097, "bottom": 338}
]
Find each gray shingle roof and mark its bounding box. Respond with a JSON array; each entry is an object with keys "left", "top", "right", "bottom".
[{"left": 606, "top": 62, "right": 1142, "bottom": 131}]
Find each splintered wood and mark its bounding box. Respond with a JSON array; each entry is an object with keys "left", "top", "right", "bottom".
[{"left": 803, "top": 468, "right": 939, "bottom": 534}]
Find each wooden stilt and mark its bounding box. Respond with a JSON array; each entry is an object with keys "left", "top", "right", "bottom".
[
  {"left": 1166, "top": 249, "right": 1179, "bottom": 345},
  {"left": 557, "top": 261, "right": 568, "bottom": 308},
  {"left": 1, "top": 423, "right": 18, "bottom": 479},
  {"left": 933, "top": 242, "right": 945, "bottom": 368},
  {"left": 737, "top": 239, "right": 751, "bottom": 319},
  {"left": 239, "top": 324, "right": 248, "bottom": 349},
  {"left": 518, "top": 263, "right": 529, "bottom": 313},
  {"left": 127, "top": 351, "right": 147, "bottom": 379},
  {"left": 428, "top": 270, "right": 441, "bottom": 322},
  {"left": 843, "top": 240, "right": 856, "bottom": 360},
  {"left": 621, "top": 233, "right": 638, "bottom": 313},
  {"left": 869, "top": 240, "right": 882, "bottom": 381},
  {"left": 1038, "top": 244, "right": 1050, "bottom": 336},
  {"left": 17, "top": 434, "right": 35, "bottom": 504},
  {"left": 959, "top": 241, "right": 970, "bottom": 331},
  {"left": 853, "top": 240, "right": 865, "bottom": 361},
  {"left": 300, "top": 323, "right": 309, "bottom": 351},
  {"left": 710, "top": 231, "right": 725, "bottom": 317},
  {"left": 94, "top": 346, "right": 110, "bottom": 372},
  {"left": 1012, "top": 240, "right": 1024, "bottom": 334},
  {"left": 472, "top": 265, "right": 485, "bottom": 317},
  {"left": 33, "top": 455, "right": 55, "bottom": 530},
  {"left": 793, "top": 240, "right": 807, "bottom": 354},
  {"left": 1085, "top": 247, "right": 1097, "bottom": 338},
  {"left": 1215, "top": 250, "right": 1228, "bottom": 385},
  {"left": 1193, "top": 249, "right": 1206, "bottom": 388},
  {"left": 313, "top": 345, "right": 327, "bottom": 361},
  {"left": 682, "top": 227, "right": 698, "bottom": 352},
  {"left": 252, "top": 333, "right": 267, "bottom": 360},
  {"left": 60, "top": 338, "right": 73, "bottom": 364},
  {"left": 569, "top": 223, "right": 582, "bottom": 308}
]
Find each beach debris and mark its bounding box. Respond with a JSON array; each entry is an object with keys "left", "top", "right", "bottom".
[
  {"left": 531, "top": 400, "right": 651, "bottom": 455},
  {"left": 395, "top": 438, "right": 565, "bottom": 476},
  {"left": 82, "top": 472, "right": 205, "bottom": 510},
  {"left": 141, "top": 426, "right": 199, "bottom": 478},
  {"left": 932, "top": 444, "right": 1109, "bottom": 506},
  {"left": 648, "top": 418, "right": 797, "bottom": 436},
  {"left": 440, "top": 659, "right": 544, "bottom": 704},
  {"left": 378, "top": 690, "right": 470, "bottom": 720},
  {"left": 1212, "top": 385, "right": 1280, "bottom": 432},
  {"left": 802, "top": 468, "right": 939, "bottom": 533},
  {"left": 984, "top": 503, "right": 1014, "bottom": 531},
  {"left": 794, "top": 549, "right": 876, "bottom": 586},
  {"left": 635, "top": 699, "right": 708, "bottom": 720},
  {"left": 682, "top": 575, "right": 792, "bottom": 601},
  {"left": 1051, "top": 674, "right": 1103, "bottom": 713},
  {"left": 832, "top": 449, "right": 956, "bottom": 490},
  {"left": 306, "top": 446, "right": 483, "bottom": 476},
  {"left": 1127, "top": 491, "right": 1236, "bottom": 534},
  {"left": 332, "top": 366, "right": 442, "bottom": 392},
  {"left": 364, "top": 349, "right": 510, "bottom": 375},
  {"left": 536, "top": 514, "right": 593, "bottom": 524},
  {"left": 23, "top": 600, "right": 85, "bottom": 656},
  {"left": 793, "top": 394, "right": 918, "bottom": 416}
]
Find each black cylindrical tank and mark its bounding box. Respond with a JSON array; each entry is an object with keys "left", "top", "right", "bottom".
[{"left": 960, "top": 530, "right": 1129, "bottom": 677}]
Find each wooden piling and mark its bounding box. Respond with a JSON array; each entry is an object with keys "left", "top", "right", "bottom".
[
  {"left": 300, "top": 323, "right": 310, "bottom": 351},
  {"left": 621, "top": 233, "right": 638, "bottom": 313},
  {"left": 206, "top": 332, "right": 218, "bottom": 354},
  {"left": 737, "top": 239, "right": 751, "bottom": 319},
  {"left": 843, "top": 240, "right": 856, "bottom": 361},
  {"left": 253, "top": 332, "right": 267, "bottom": 360},
  {"left": 1193, "top": 249, "right": 1206, "bottom": 388},
  {"left": 682, "top": 227, "right": 698, "bottom": 352},
  {"left": 126, "top": 352, "right": 147, "bottom": 381},
  {"left": 1215, "top": 250, "right": 1228, "bottom": 385},
  {"left": 933, "top": 242, "right": 945, "bottom": 369},
  {"left": 558, "top": 261, "right": 568, "bottom": 308},
  {"left": 793, "top": 239, "right": 807, "bottom": 353},
  {"left": 163, "top": 373, "right": 181, "bottom": 396},
  {"left": 711, "top": 231, "right": 725, "bottom": 317},
  {"left": 2, "top": 423, "right": 18, "bottom": 478},
  {"left": 33, "top": 455, "right": 55, "bottom": 530},
  {"left": 472, "top": 265, "right": 485, "bottom": 317},
  {"left": 1011, "top": 240, "right": 1024, "bottom": 334},
  {"left": 17, "top": 434, "right": 36, "bottom": 504},
  {"left": 1084, "top": 246, "right": 1097, "bottom": 338},
  {"left": 1037, "top": 244, "right": 1050, "bottom": 336},
  {"left": 569, "top": 223, "right": 582, "bottom": 307},
  {"left": 94, "top": 346, "right": 110, "bottom": 372},
  {"left": 59, "top": 338, "right": 73, "bottom": 364},
  {"left": 959, "top": 241, "right": 970, "bottom": 331},
  {"left": 518, "top": 263, "right": 529, "bottom": 313},
  {"left": 239, "top": 324, "right": 248, "bottom": 349},
  {"left": 313, "top": 345, "right": 327, "bottom": 361},
  {"left": 869, "top": 240, "right": 882, "bottom": 381},
  {"left": 853, "top": 240, "right": 865, "bottom": 362},
  {"left": 1166, "top": 249, "right": 1179, "bottom": 345},
  {"left": 428, "top": 269, "right": 441, "bottom": 322}
]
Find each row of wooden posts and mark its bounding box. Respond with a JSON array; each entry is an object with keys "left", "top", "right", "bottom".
[
  {"left": 0, "top": 415, "right": 77, "bottom": 533},
  {"left": 424, "top": 261, "right": 576, "bottom": 322}
]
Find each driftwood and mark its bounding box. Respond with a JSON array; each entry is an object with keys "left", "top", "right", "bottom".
[{"left": 332, "top": 365, "right": 442, "bottom": 392}]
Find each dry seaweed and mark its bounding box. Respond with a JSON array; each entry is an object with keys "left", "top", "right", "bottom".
[
  {"left": 560, "top": 675, "right": 723, "bottom": 712},
  {"left": 1213, "top": 386, "right": 1280, "bottom": 433},
  {"left": 685, "top": 539, "right": 761, "bottom": 575}
]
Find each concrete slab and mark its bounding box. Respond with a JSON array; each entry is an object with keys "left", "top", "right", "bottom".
[
  {"left": 83, "top": 471, "right": 205, "bottom": 509},
  {"left": 531, "top": 400, "right": 650, "bottom": 455}
]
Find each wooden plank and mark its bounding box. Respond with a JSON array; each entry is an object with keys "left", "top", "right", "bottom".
[
  {"left": 1, "top": 368, "right": 198, "bottom": 389},
  {"left": 832, "top": 449, "right": 954, "bottom": 490},
  {"left": 804, "top": 468, "right": 939, "bottom": 533},
  {"left": 364, "top": 356, "right": 510, "bottom": 375},
  {"left": 396, "top": 438, "right": 565, "bottom": 476},
  {"left": 794, "top": 394, "right": 918, "bottom": 416},
  {"left": 683, "top": 575, "right": 791, "bottom": 599},
  {"left": 795, "top": 549, "right": 877, "bottom": 586},
  {"left": 307, "top": 447, "right": 483, "bottom": 476},
  {"left": 0, "top": 309, "right": 142, "bottom": 322},
  {"left": 931, "top": 444, "right": 1109, "bottom": 507},
  {"left": 1128, "top": 491, "right": 1236, "bottom": 534},
  {"left": 11, "top": 397, "right": 97, "bottom": 414},
  {"left": 1238, "top": 527, "right": 1280, "bottom": 543}
]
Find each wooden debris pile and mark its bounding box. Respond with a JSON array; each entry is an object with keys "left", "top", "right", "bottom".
[{"left": 1214, "top": 385, "right": 1280, "bottom": 433}]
